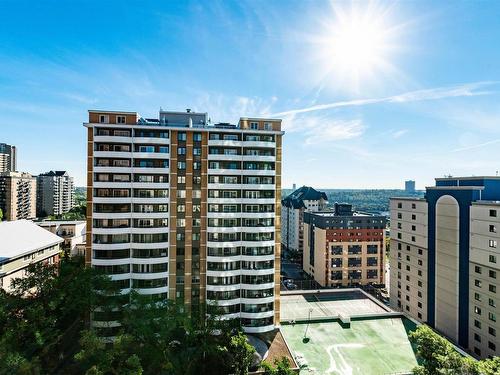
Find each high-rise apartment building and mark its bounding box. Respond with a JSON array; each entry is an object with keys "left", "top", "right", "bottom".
[
  {"left": 0, "top": 143, "right": 17, "bottom": 172},
  {"left": 85, "top": 109, "right": 283, "bottom": 333},
  {"left": 36, "top": 171, "right": 75, "bottom": 217},
  {"left": 405, "top": 180, "right": 416, "bottom": 193},
  {"left": 303, "top": 204, "right": 386, "bottom": 287},
  {"left": 0, "top": 171, "right": 36, "bottom": 221},
  {"left": 281, "top": 186, "right": 328, "bottom": 256},
  {"left": 390, "top": 176, "right": 500, "bottom": 359}
]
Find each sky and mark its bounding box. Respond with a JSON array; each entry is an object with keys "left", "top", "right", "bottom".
[{"left": 1, "top": 0, "right": 500, "bottom": 189}]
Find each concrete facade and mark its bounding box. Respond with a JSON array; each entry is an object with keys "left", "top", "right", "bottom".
[
  {"left": 37, "top": 220, "right": 86, "bottom": 257},
  {"left": 0, "top": 143, "right": 17, "bottom": 172},
  {"left": 0, "top": 171, "right": 37, "bottom": 221},
  {"left": 36, "top": 171, "right": 75, "bottom": 217}
]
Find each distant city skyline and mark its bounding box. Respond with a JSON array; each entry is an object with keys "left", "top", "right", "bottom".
[{"left": 2, "top": 1, "right": 500, "bottom": 188}]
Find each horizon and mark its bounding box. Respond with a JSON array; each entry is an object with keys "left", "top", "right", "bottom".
[{"left": 2, "top": 1, "right": 500, "bottom": 188}]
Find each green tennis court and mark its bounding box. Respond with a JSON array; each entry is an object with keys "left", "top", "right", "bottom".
[{"left": 281, "top": 317, "right": 418, "bottom": 375}]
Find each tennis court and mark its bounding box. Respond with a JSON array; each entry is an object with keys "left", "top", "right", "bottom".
[
  {"left": 281, "top": 317, "right": 418, "bottom": 375},
  {"left": 281, "top": 290, "right": 388, "bottom": 322}
]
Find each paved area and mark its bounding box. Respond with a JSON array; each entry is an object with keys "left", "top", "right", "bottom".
[
  {"left": 281, "top": 291, "right": 387, "bottom": 321},
  {"left": 281, "top": 318, "right": 418, "bottom": 375},
  {"left": 281, "top": 260, "right": 303, "bottom": 280}
]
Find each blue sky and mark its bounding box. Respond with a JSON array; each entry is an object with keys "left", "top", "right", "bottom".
[{"left": 1, "top": 0, "right": 500, "bottom": 189}]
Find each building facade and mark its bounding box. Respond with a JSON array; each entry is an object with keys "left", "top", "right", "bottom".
[
  {"left": 0, "top": 220, "right": 62, "bottom": 291},
  {"left": 0, "top": 143, "right": 17, "bottom": 172},
  {"left": 36, "top": 171, "right": 75, "bottom": 217},
  {"left": 405, "top": 180, "right": 416, "bottom": 193},
  {"left": 390, "top": 176, "right": 500, "bottom": 359},
  {"left": 281, "top": 186, "right": 328, "bottom": 254},
  {"left": 0, "top": 171, "right": 37, "bottom": 221},
  {"left": 37, "top": 220, "right": 86, "bottom": 257},
  {"left": 303, "top": 204, "right": 386, "bottom": 287},
  {"left": 85, "top": 109, "right": 283, "bottom": 333}
]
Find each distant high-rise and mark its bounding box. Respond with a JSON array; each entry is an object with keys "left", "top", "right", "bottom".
[
  {"left": 36, "top": 171, "right": 75, "bottom": 217},
  {"left": 292, "top": 183, "right": 296, "bottom": 190},
  {"left": 0, "top": 171, "right": 37, "bottom": 221},
  {"left": 405, "top": 180, "right": 415, "bottom": 193},
  {"left": 0, "top": 143, "right": 17, "bottom": 172}
]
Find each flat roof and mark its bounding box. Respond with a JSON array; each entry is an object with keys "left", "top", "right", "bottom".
[
  {"left": 426, "top": 186, "right": 484, "bottom": 190},
  {"left": 0, "top": 220, "right": 63, "bottom": 262},
  {"left": 88, "top": 109, "right": 138, "bottom": 115},
  {"left": 435, "top": 176, "right": 500, "bottom": 181},
  {"left": 472, "top": 200, "right": 500, "bottom": 206},
  {"left": 390, "top": 197, "right": 427, "bottom": 201},
  {"left": 37, "top": 220, "right": 86, "bottom": 226}
]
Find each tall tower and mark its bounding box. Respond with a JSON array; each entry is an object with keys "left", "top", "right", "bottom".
[
  {"left": 85, "top": 109, "right": 283, "bottom": 334},
  {"left": 0, "top": 143, "right": 17, "bottom": 172}
]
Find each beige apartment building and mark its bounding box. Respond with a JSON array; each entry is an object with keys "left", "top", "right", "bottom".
[
  {"left": 0, "top": 220, "right": 62, "bottom": 291},
  {"left": 37, "top": 220, "right": 86, "bottom": 257},
  {"left": 0, "top": 171, "right": 37, "bottom": 221},
  {"left": 390, "top": 176, "right": 500, "bottom": 359},
  {"left": 85, "top": 109, "right": 283, "bottom": 335},
  {"left": 303, "top": 204, "right": 386, "bottom": 287}
]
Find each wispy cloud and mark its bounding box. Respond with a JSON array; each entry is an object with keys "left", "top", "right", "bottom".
[
  {"left": 391, "top": 129, "right": 409, "bottom": 139},
  {"left": 450, "top": 138, "right": 500, "bottom": 153},
  {"left": 269, "top": 81, "right": 498, "bottom": 117}
]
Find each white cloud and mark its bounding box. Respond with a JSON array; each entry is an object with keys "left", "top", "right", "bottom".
[
  {"left": 391, "top": 129, "right": 409, "bottom": 138},
  {"left": 269, "top": 81, "right": 498, "bottom": 117}
]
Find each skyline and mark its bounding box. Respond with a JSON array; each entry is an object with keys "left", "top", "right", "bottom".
[{"left": 2, "top": 1, "right": 500, "bottom": 188}]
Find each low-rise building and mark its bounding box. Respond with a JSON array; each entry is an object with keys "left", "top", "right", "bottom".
[
  {"left": 0, "top": 219, "right": 63, "bottom": 291},
  {"left": 303, "top": 204, "right": 386, "bottom": 287},
  {"left": 0, "top": 171, "right": 37, "bottom": 221},
  {"left": 37, "top": 220, "right": 86, "bottom": 257}
]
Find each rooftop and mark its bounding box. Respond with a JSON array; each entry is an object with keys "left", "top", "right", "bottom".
[
  {"left": 0, "top": 220, "right": 63, "bottom": 263},
  {"left": 282, "top": 186, "right": 328, "bottom": 209},
  {"left": 37, "top": 220, "right": 86, "bottom": 226}
]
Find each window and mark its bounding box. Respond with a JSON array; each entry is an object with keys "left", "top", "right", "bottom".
[
  {"left": 490, "top": 270, "right": 497, "bottom": 279},
  {"left": 193, "top": 147, "right": 201, "bottom": 156},
  {"left": 489, "top": 239, "right": 497, "bottom": 248},
  {"left": 490, "top": 209, "right": 497, "bottom": 217},
  {"left": 177, "top": 161, "right": 186, "bottom": 170},
  {"left": 193, "top": 204, "right": 201, "bottom": 212},
  {"left": 397, "top": 213, "right": 402, "bottom": 219},
  {"left": 193, "top": 176, "right": 201, "bottom": 184},
  {"left": 193, "top": 162, "right": 201, "bottom": 170},
  {"left": 412, "top": 214, "right": 416, "bottom": 220},
  {"left": 489, "top": 312, "right": 497, "bottom": 322},
  {"left": 488, "top": 341, "right": 496, "bottom": 351},
  {"left": 475, "top": 292, "right": 481, "bottom": 301},
  {"left": 397, "top": 202, "right": 402, "bottom": 208},
  {"left": 474, "top": 320, "right": 482, "bottom": 328},
  {"left": 99, "top": 114, "right": 109, "bottom": 123},
  {"left": 178, "top": 176, "right": 186, "bottom": 184},
  {"left": 474, "top": 306, "right": 482, "bottom": 315},
  {"left": 490, "top": 255, "right": 497, "bottom": 263},
  {"left": 177, "top": 219, "right": 186, "bottom": 227},
  {"left": 177, "top": 204, "right": 185, "bottom": 213},
  {"left": 489, "top": 225, "right": 497, "bottom": 233},
  {"left": 418, "top": 312, "right": 422, "bottom": 319},
  {"left": 489, "top": 298, "right": 496, "bottom": 307},
  {"left": 178, "top": 132, "right": 186, "bottom": 141},
  {"left": 250, "top": 122, "right": 258, "bottom": 130},
  {"left": 177, "top": 190, "right": 186, "bottom": 198},
  {"left": 489, "top": 284, "right": 496, "bottom": 293},
  {"left": 474, "top": 333, "right": 481, "bottom": 342},
  {"left": 412, "top": 203, "right": 416, "bottom": 209},
  {"left": 264, "top": 122, "right": 272, "bottom": 130},
  {"left": 489, "top": 327, "right": 496, "bottom": 337},
  {"left": 117, "top": 115, "right": 126, "bottom": 124},
  {"left": 412, "top": 225, "right": 416, "bottom": 231},
  {"left": 475, "top": 280, "right": 482, "bottom": 288},
  {"left": 475, "top": 265, "right": 482, "bottom": 274},
  {"left": 193, "top": 133, "right": 202, "bottom": 142}
]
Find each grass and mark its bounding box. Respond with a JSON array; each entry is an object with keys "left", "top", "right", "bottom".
[{"left": 281, "top": 317, "right": 418, "bottom": 375}]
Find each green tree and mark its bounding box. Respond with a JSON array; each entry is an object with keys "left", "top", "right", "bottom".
[
  {"left": 0, "top": 207, "right": 3, "bottom": 221},
  {"left": 261, "top": 357, "right": 296, "bottom": 375}
]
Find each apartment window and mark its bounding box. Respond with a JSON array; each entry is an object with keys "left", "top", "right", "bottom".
[
  {"left": 406, "top": 285, "right": 410, "bottom": 291},
  {"left": 406, "top": 275, "right": 410, "bottom": 281},
  {"left": 475, "top": 280, "right": 482, "bottom": 288},
  {"left": 406, "top": 295, "right": 410, "bottom": 301},
  {"left": 193, "top": 176, "right": 201, "bottom": 185},
  {"left": 418, "top": 302, "right": 422, "bottom": 308},
  {"left": 397, "top": 222, "right": 402, "bottom": 229},
  {"left": 489, "top": 239, "right": 497, "bottom": 248},
  {"left": 490, "top": 209, "right": 497, "bottom": 217},
  {"left": 411, "top": 236, "right": 416, "bottom": 242},
  {"left": 475, "top": 292, "right": 481, "bottom": 301},
  {"left": 117, "top": 115, "right": 126, "bottom": 124},
  {"left": 418, "top": 249, "right": 423, "bottom": 255},
  {"left": 193, "top": 204, "right": 201, "bottom": 212},
  {"left": 193, "top": 133, "right": 202, "bottom": 142},
  {"left": 193, "top": 147, "right": 201, "bottom": 156},
  {"left": 177, "top": 219, "right": 186, "bottom": 227},
  {"left": 418, "top": 259, "right": 423, "bottom": 266},
  {"left": 475, "top": 266, "right": 482, "bottom": 274},
  {"left": 418, "top": 291, "right": 422, "bottom": 298},
  {"left": 99, "top": 114, "right": 109, "bottom": 123},
  {"left": 412, "top": 225, "right": 416, "bottom": 231},
  {"left": 178, "top": 176, "right": 186, "bottom": 184},
  {"left": 418, "top": 280, "right": 422, "bottom": 287},
  {"left": 474, "top": 306, "right": 482, "bottom": 315},
  {"left": 250, "top": 122, "right": 258, "bottom": 130},
  {"left": 412, "top": 214, "right": 416, "bottom": 220},
  {"left": 178, "top": 132, "right": 186, "bottom": 141},
  {"left": 264, "top": 123, "right": 272, "bottom": 130},
  {"left": 177, "top": 190, "right": 186, "bottom": 198},
  {"left": 397, "top": 233, "right": 402, "bottom": 239},
  {"left": 418, "top": 270, "right": 423, "bottom": 276},
  {"left": 489, "top": 270, "right": 497, "bottom": 279},
  {"left": 406, "top": 306, "right": 410, "bottom": 312},
  {"left": 412, "top": 203, "right": 416, "bottom": 209},
  {"left": 397, "top": 213, "right": 402, "bottom": 219},
  {"left": 406, "top": 265, "right": 410, "bottom": 271},
  {"left": 488, "top": 342, "right": 496, "bottom": 351},
  {"left": 474, "top": 320, "right": 482, "bottom": 328},
  {"left": 489, "top": 298, "right": 496, "bottom": 307},
  {"left": 178, "top": 147, "right": 186, "bottom": 155},
  {"left": 474, "top": 333, "right": 481, "bottom": 342},
  {"left": 418, "top": 312, "right": 422, "bottom": 319},
  {"left": 489, "top": 312, "right": 496, "bottom": 322},
  {"left": 489, "top": 327, "right": 496, "bottom": 337},
  {"left": 474, "top": 347, "right": 481, "bottom": 356},
  {"left": 398, "top": 243, "right": 402, "bottom": 250},
  {"left": 397, "top": 203, "right": 402, "bottom": 209},
  {"left": 489, "top": 284, "right": 496, "bottom": 293},
  {"left": 489, "top": 225, "right": 497, "bottom": 233},
  {"left": 489, "top": 255, "right": 497, "bottom": 263},
  {"left": 177, "top": 204, "right": 185, "bottom": 213},
  {"left": 193, "top": 161, "right": 201, "bottom": 170},
  {"left": 178, "top": 161, "right": 186, "bottom": 170}
]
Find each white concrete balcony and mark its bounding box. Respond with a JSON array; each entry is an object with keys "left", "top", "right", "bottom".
[
  {"left": 92, "top": 242, "right": 130, "bottom": 250},
  {"left": 240, "top": 212, "right": 275, "bottom": 219},
  {"left": 131, "top": 241, "right": 169, "bottom": 249},
  {"left": 218, "top": 312, "right": 241, "bottom": 320},
  {"left": 132, "top": 167, "right": 169, "bottom": 174},
  {"left": 133, "top": 152, "right": 169, "bottom": 159},
  {"left": 132, "top": 137, "right": 169, "bottom": 144},
  {"left": 133, "top": 286, "right": 169, "bottom": 295},
  {"left": 208, "top": 168, "right": 242, "bottom": 175},
  {"left": 94, "top": 135, "right": 133, "bottom": 144},
  {"left": 207, "top": 212, "right": 242, "bottom": 219},
  {"left": 207, "top": 226, "right": 241, "bottom": 233},
  {"left": 91, "top": 320, "right": 121, "bottom": 328},
  {"left": 241, "top": 254, "right": 274, "bottom": 262},
  {"left": 241, "top": 240, "right": 275, "bottom": 247},
  {"left": 131, "top": 271, "right": 169, "bottom": 280},
  {"left": 110, "top": 273, "right": 131, "bottom": 281},
  {"left": 206, "top": 284, "right": 241, "bottom": 292},
  {"left": 243, "top": 325, "right": 275, "bottom": 334},
  {"left": 243, "top": 141, "right": 276, "bottom": 148},
  {"left": 241, "top": 268, "right": 274, "bottom": 276},
  {"left": 242, "top": 155, "right": 275, "bottom": 162},
  {"left": 207, "top": 255, "right": 242, "bottom": 262},
  {"left": 207, "top": 241, "right": 242, "bottom": 248},
  {"left": 93, "top": 212, "right": 131, "bottom": 220},
  {"left": 94, "top": 166, "right": 133, "bottom": 174},
  {"left": 241, "top": 184, "right": 276, "bottom": 190},
  {"left": 94, "top": 150, "right": 132, "bottom": 158},
  {"left": 239, "top": 198, "right": 275, "bottom": 204},
  {"left": 131, "top": 182, "right": 169, "bottom": 189},
  {"left": 93, "top": 182, "right": 132, "bottom": 189},
  {"left": 241, "top": 282, "right": 274, "bottom": 290},
  {"left": 130, "top": 227, "right": 169, "bottom": 235},
  {"left": 207, "top": 269, "right": 241, "bottom": 277},
  {"left": 92, "top": 258, "right": 131, "bottom": 266},
  {"left": 131, "top": 197, "right": 169, "bottom": 204},
  {"left": 240, "top": 169, "right": 275, "bottom": 176},
  {"left": 93, "top": 227, "right": 131, "bottom": 235},
  {"left": 93, "top": 197, "right": 132, "bottom": 204},
  {"left": 241, "top": 226, "right": 274, "bottom": 233},
  {"left": 241, "top": 296, "right": 274, "bottom": 304},
  {"left": 208, "top": 140, "right": 242, "bottom": 147},
  {"left": 241, "top": 310, "right": 274, "bottom": 319},
  {"left": 208, "top": 183, "right": 242, "bottom": 190},
  {"left": 131, "top": 257, "right": 168, "bottom": 265},
  {"left": 131, "top": 212, "right": 168, "bottom": 219},
  {"left": 207, "top": 154, "right": 242, "bottom": 161},
  {"left": 207, "top": 298, "right": 240, "bottom": 306}
]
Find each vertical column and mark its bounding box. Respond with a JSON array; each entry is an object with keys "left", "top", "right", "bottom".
[
  {"left": 184, "top": 132, "right": 193, "bottom": 308},
  {"left": 200, "top": 132, "right": 208, "bottom": 306},
  {"left": 86, "top": 127, "right": 93, "bottom": 266},
  {"left": 274, "top": 134, "right": 282, "bottom": 324},
  {"left": 169, "top": 131, "right": 178, "bottom": 300}
]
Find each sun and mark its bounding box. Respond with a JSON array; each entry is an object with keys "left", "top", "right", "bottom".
[{"left": 312, "top": 2, "right": 401, "bottom": 92}]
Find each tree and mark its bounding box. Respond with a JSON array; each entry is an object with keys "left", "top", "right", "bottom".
[
  {"left": 0, "top": 207, "right": 3, "bottom": 221},
  {"left": 228, "top": 332, "right": 255, "bottom": 375},
  {"left": 261, "top": 357, "right": 296, "bottom": 375}
]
